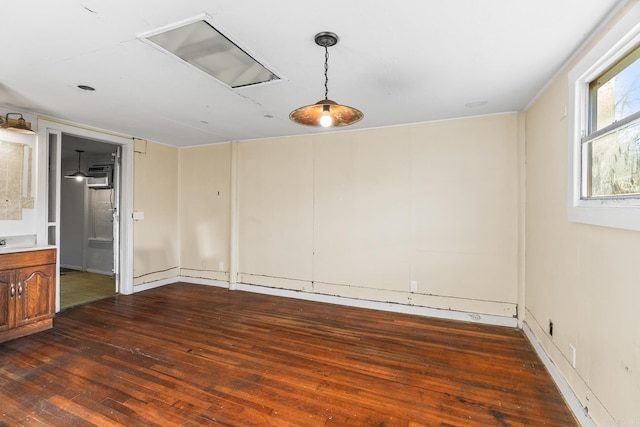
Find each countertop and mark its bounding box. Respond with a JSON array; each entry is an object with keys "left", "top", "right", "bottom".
[{"left": 0, "top": 245, "right": 56, "bottom": 255}]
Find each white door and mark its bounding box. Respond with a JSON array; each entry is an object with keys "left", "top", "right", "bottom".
[
  {"left": 112, "top": 146, "right": 121, "bottom": 292},
  {"left": 46, "top": 129, "right": 62, "bottom": 311}
]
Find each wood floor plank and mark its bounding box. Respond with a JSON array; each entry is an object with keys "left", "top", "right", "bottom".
[{"left": 0, "top": 283, "right": 578, "bottom": 426}]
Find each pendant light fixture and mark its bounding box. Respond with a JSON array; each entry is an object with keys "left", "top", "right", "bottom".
[
  {"left": 290, "top": 32, "right": 363, "bottom": 128},
  {"left": 64, "top": 150, "right": 88, "bottom": 181}
]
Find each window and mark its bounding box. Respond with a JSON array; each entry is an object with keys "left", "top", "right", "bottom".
[
  {"left": 568, "top": 3, "right": 640, "bottom": 230},
  {"left": 584, "top": 44, "right": 640, "bottom": 198}
]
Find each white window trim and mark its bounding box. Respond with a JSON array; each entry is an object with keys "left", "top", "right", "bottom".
[{"left": 567, "top": 2, "right": 640, "bottom": 231}]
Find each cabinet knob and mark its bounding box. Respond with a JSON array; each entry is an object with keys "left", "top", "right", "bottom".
[
  {"left": 18, "top": 282, "right": 23, "bottom": 296},
  {"left": 10, "top": 283, "right": 15, "bottom": 297}
]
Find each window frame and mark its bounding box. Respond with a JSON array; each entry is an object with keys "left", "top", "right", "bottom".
[{"left": 567, "top": 3, "right": 640, "bottom": 231}]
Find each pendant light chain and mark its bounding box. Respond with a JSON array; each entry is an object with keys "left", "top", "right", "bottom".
[{"left": 324, "top": 45, "right": 329, "bottom": 100}]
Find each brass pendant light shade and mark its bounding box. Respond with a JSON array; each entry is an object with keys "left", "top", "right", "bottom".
[
  {"left": 289, "top": 99, "right": 363, "bottom": 128},
  {"left": 290, "top": 32, "right": 363, "bottom": 128}
]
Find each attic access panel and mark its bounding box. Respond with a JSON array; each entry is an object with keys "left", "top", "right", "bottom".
[{"left": 146, "top": 19, "right": 279, "bottom": 88}]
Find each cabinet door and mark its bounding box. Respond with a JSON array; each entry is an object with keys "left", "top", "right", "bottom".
[
  {"left": 15, "top": 265, "right": 55, "bottom": 327},
  {"left": 0, "top": 270, "right": 15, "bottom": 331}
]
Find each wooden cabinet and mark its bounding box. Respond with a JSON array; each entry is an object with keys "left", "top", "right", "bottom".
[{"left": 0, "top": 249, "right": 56, "bottom": 343}]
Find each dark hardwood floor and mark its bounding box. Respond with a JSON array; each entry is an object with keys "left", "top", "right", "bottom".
[{"left": 0, "top": 283, "right": 577, "bottom": 426}]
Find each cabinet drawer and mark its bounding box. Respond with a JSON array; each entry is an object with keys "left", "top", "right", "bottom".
[{"left": 0, "top": 249, "right": 56, "bottom": 270}]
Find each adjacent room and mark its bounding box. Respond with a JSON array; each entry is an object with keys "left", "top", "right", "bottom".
[
  {"left": 59, "top": 135, "right": 119, "bottom": 309},
  {"left": 0, "top": 1, "right": 639, "bottom": 426}
]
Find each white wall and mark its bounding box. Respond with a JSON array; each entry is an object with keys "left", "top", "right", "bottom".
[
  {"left": 59, "top": 155, "right": 85, "bottom": 269},
  {"left": 86, "top": 188, "right": 115, "bottom": 275}
]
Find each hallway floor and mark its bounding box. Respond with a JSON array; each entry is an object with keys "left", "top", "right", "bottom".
[{"left": 59, "top": 269, "right": 116, "bottom": 310}]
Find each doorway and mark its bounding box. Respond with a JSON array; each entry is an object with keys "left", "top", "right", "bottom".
[
  {"left": 59, "top": 135, "right": 119, "bottom": 309},
  {"left": 39, "top": 119, "right": 134, "bottom": 312}
]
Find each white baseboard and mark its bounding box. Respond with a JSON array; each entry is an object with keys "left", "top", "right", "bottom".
[
  {"left": 133, "top": 276, "right": 230, "bottom": 292},
  {"left": 522, "top": 321, "right": 596, "bottom": 427},
  {"left": 178, "top": 276, "right": 229, "bottom": 288},
  {"left": 61, "top": 265, "right": 111, "bottom": 275},
  {"left": 238, "top": 282, "right": 518, "bottom": 327},
  {"left": 86, "top": 268, "right": 112, "bottom": 276},
  {"left": 133, "top": 276, "right": 180, "bottom": 292},
  {"left": 157, "top": 277, "right": 517, "bottom": 328}
]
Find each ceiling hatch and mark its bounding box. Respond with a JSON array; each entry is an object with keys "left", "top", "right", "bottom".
[{"left": 144, "top": 18, "right": 279, "bottom": 88}]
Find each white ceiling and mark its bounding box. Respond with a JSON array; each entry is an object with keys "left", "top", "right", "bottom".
[{"left": 0, "top": 0, "right": 625, "bottom": 147}]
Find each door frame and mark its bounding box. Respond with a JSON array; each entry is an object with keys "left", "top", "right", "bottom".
[{"left": 36, "top": 118, "right": 135, "bottom": 312}]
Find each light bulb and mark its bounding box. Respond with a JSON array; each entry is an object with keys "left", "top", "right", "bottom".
[
  {"left": 75, "top": 175, "right": 83, "bottom": 182},
  {"left": 320, "top": 105, "right": 332, "bottom": 127}
]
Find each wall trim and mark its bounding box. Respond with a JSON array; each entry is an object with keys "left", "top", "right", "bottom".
[
  {"left": 178, "top": 276, "right": 229, "bottom": 288},
  {"left": 147, "top": 277, "right": 518, "bottom": 328},
  {"left": 86, "top": 268, "right": 113, "bottom": 276},
  {"left": 133, "top": 276, "right": 180, "bottom": 292},
  {"left": 522, "top": 321, "right": 597, "bottom": 427},
  {"left": 236, "top": 282, "right": 518, "bottom": 327}
]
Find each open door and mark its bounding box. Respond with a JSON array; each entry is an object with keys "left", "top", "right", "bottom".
[
  {"left": 112, "top": 146, "right": 121, "bottom": 293},
  {"left": 46, "top": 129, "right": 62, "bottom": 312}
]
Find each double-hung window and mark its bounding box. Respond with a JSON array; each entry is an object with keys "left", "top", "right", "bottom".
[
  {"left": 568, "top": 4, "right": 640, "bottom": 230},
  {"left": 584, "top": 44, "right": 640, "bottom": 199}
]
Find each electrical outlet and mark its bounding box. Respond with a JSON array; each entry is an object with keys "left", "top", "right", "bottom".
[
  {"left": 410, "top": 281, "right": 418, "bottom": 293},
  {"left": 569, "top": 344, "right": 576, "bottom": 368},
  {"left": 202, "top": 261, "right": 206, "bottom": 269},
  {"left": 219, "top": 261, "right": 224, "bottom": 270}
]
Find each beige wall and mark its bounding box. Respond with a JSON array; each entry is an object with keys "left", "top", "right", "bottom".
[
  {"left": 133, "top": 140, "right": 179, "bottom": 285},
  {"left": 524, "top": 2, "right": 640, "bottom": 424},
  {"left": 234, "top": 114, "right": 520, "bottom": 316},
  {"left": 179, "top": 143, "right": 231, "bottom": 282},
  {"left": 238, "top": 136, "right": 315, "bottom": 288}
]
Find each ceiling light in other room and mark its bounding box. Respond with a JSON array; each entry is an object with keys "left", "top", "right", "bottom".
[
  {"left": 0, "top": 113, "right": 36, "bottom": 134},
  {"left": 145, "top": 18, "right": 279, "bottom": 88},
  {"left": 290, "top": 32, "right": 363, "bottom": 128},
  {"left": 64, "top": 150, "right": 88, "bottom": 181}
]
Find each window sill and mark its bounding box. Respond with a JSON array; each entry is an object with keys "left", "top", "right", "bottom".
[{"left": 568, "top": 204, "right": 640, "bottom": 231}]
